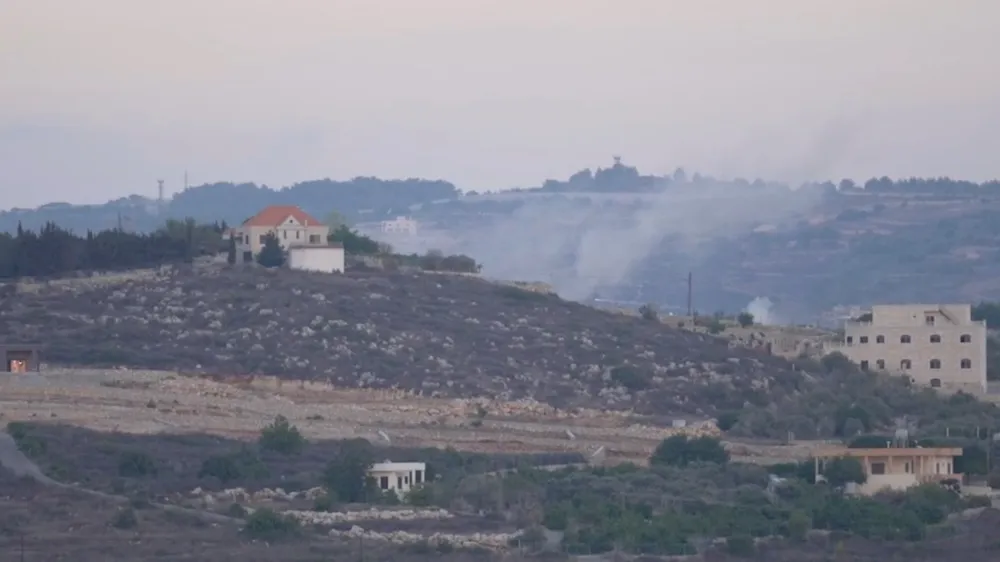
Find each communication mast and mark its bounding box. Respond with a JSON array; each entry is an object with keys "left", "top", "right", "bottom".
[{"left": 157, "top": 179, "right": 165, "bottom": 203}]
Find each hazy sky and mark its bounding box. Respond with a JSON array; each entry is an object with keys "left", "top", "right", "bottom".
[{"left": 2, "top": 0, "right": 998, "bottom": 208}]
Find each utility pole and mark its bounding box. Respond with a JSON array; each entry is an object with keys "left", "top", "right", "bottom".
[{"left": 686, "top": 271, "right": 693, "bottom": 318}]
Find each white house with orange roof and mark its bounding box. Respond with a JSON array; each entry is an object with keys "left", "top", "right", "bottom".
[{"left": 229, "top": 205, "right": 332, "bottom": 262}]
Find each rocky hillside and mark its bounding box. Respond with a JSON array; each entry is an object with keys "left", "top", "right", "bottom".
[{"left": 1, "top": 267, "right": 801, "bottom": 417}]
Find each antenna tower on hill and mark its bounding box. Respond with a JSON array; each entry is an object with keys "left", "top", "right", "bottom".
[{"left": 157, "top": 179, "right": 165, "bottom": 203}]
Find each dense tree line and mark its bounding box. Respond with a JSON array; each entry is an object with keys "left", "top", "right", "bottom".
[{"left": 0, "top": 219, "right": 226, "bottom": 279}]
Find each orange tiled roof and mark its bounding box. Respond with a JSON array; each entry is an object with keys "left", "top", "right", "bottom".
[{"left": 241, "top": 205, "right": 322, "bottom": 228}]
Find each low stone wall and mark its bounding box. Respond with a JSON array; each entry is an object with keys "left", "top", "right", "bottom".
[{"left": 328, "top": 524, "right": 518, "bottom": 550}]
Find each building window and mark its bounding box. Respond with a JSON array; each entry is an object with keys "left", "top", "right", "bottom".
[
  {"left": 904, "top": 461, "right": 911, "bottom": 473},
  {"left": 961, "top": 359, "right": 972, "bottom": 369},
  {"left": 296, "top": 230, "right": 301, "bottom": 239},
  {"left": 900, "top": 335, "right": 911, "bottom": 343},
  {"left": 415, "top": 470, "right": 423, "bottom": 484},
  {"left": 259, "top": 234, "right": 266, "bottom": 244},
  {"left": 282, "top": 230, "right": 287, "bottom": 239},
  {"left": 870, "top": 462, "right": 886, "bottom": 475},
  {"left": 379, "top": 476, "right": 389, "bottom": 490},
  {"left": 925, "top": 315, "right": 935, "bottom": 326},
  {"left": 309, "top": 234, "right": 322, "bottom": 244},
  {"left": 930, "top": 359, "right": 941, "bottom": 369},
  {"left": 876, "top": 359, "right": 885, "bottom": 370},
  {"left": 930, "top": 334, "right": 941, "bottom": 343},
  {"left": 860, "top": 360, "right": 869, "bottom": 370},
  {"left": 397, "top": 476, "right": 403, "bottom": 489},
  {"left": 859, "top": 336, "right": 869, "bottom": 344},
  {"left": 876, "top": 335, "right": 885, "bottom": 343},
  {"left": 960, "top": 334, "right": 972, "bottom": 343},
  {"left": 930, "top": 378, "right": 942, "bottom": 388},
  {"left": 900, "top": 359, "right": 911, "bottom": 370},
  {"left": 947, "top": 462, "right": 952, "bottom": 474}
]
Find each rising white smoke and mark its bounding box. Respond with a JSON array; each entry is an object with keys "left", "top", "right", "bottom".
[{"left": 746, "top": 296, "right": 776, "bottom": 326}]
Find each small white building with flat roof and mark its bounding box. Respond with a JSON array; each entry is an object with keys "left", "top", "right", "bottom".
[{"left": 368, "top": 461, "right": 427, "bottom": 497}]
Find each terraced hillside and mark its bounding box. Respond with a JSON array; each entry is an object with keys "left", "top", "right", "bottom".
[{"left": 1, "top": 266, "right": 798, "bottom": 417}]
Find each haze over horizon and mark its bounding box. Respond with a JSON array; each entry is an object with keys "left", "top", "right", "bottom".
[{"left": 3, "top": 0, "right": 999, "bottom": 209}]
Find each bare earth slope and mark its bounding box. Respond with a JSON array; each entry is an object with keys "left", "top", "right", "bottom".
[{"left": 2, "top": 267, "right": 799, "bottom": 416}]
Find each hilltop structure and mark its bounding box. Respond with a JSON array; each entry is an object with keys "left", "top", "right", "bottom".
[
  {"left": 228, "top": 205, "right": 330, "bottom": 262},
  {"left": 829, "top": 304, "right": 987, "bottom": 394}
]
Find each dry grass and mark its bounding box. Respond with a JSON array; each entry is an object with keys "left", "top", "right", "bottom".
[
  {"left": 2, "top": 265, "right": 804, "bottom": 417},
  {"left": 0, "top": 465, "right": 522, "bottom": 561}
]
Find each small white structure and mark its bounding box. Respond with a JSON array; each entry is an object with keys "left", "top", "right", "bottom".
[
  {"left": 380, "top": 216, "right": 419, "bottom": 235},
  {"left": 288, "top": 244, "right": 345, "bottom": 273},
  {"left": 368, "top": 461, "right": 427, "bottom": 497}
]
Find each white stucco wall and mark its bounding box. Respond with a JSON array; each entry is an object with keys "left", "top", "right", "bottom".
[
  {"left": 368, "top": 462, "right": 427, "bottom": 497},
  {"left": 856, "top": 474, "right": 919, "bottom": 495},
  {"left": 288, "top": 246, "right": 345, "bottom": 273}
]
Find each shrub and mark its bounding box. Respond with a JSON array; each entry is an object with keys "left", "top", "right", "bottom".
[
  {"left": 255, "top": 233, "right": 284, "bottom": 268},
  {"left": 199, "top": 447, "right": 269, "bottom": 484},
  {"left": 715, "top": 411, "right": 741, "bottom": 432},
  {"left": 258, "top": 415, "right": 305, "bottom": 455},
  {"left": 329, "top": 225, "right": 381, "bottom": 255},
  {"left": 821, "top": 457, "right": 867, "bottom": 488},
  {"left": 638, "top": 303, "right": 659, "bottom": 321},
  {"left": 323, "top": 439, "right": 376, "bottom": 503},
  {"left": 111, "top": 507, "right": 138, "bottom": 529},
  {"left": 650, "top": 435, "right": 729, "bottom": 467},
  {"left": 7, "top": 422, "right": 47, "bottom": 457},
  {"left": 542, "top": 502, "right": 571, "bottom": 531},
  {"left": 517, "top": 526, "right": 547, "bottom": 551},
  {"left": 820, "top": 352, "right": 854, "bottom": 373},
  {"left": 406, "top": 486, "right": 433, "bottom": 507},
  {"left": 242, "top": 508, "right": 300, "bottom": 541},
  {"left": 610, "top": 366, "right": 649, "bottom": 391},
  {"left": 118, "top": 450, "right": 157, "bottom": 477},
  {"left": 737, "top": 312, "right": 754, "bottom": 328},
  {"left": 848, "top": 434, "right": 893, "bottom": 448},
  {"left": 787, "top": 510, "right": 811, "bottom": 541},
  {"left": 312, "top": 493, "right": 335, "bottom": 512},
  {"left": 725, "top": 534, "right": 755, "bottom": 557}
]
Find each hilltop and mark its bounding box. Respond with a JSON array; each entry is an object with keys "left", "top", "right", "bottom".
[
  {"left": 4, "top": 163, "right": 1000, "bottom": 317},
  {"left": 7, "top": 265, "right": 1000, "bottom": 442},
  {"left": 1, "top": 266, "right": 799, "bottom": 418}
]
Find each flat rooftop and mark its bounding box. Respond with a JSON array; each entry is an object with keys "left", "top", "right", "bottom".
[{"left": 813, "top": 447, "right": 962, "bottom": 458}]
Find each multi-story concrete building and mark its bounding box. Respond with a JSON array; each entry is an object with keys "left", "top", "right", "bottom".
[
  {"left": 832, "top": 304, "right": 986, "bottom": 394},
  {"left": 228, "top": 205, "right": 329, "bottom": 262}
]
